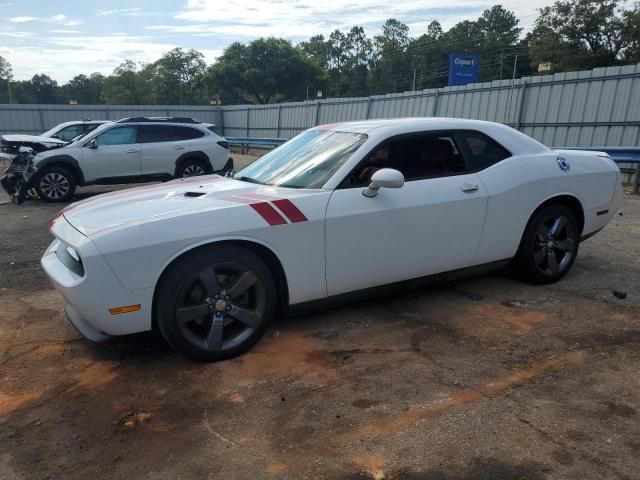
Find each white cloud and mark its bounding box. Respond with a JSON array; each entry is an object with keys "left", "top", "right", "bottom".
[
  {"left": 97, "top": 8, "right": 142, "bottom": 17},
  {"left": 165, "top": 0, "right": 552, "bottom": 39},
  {"left": 9, "top": 16, "right": 36, "bottom": 23},
  {"left": 8, "top": 14, "right": 83, "bottom": 26},
  {"left": 0, "top": 31, "right": 32, "bottom": 38},
  {"left": 1, "top": 35, "right": 186, "bottom": 82}
]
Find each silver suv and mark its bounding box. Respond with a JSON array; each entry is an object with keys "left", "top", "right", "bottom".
[{"left": 30, "top": 117, "right": 232, "bottom": 202}]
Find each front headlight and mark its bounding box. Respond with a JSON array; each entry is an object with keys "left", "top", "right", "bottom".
[
  {"left": 66, "top": 246, "right": 81, "bottom": 263},
  {"left": 55, "top": 244, "right": 85, "bottom": 277}
]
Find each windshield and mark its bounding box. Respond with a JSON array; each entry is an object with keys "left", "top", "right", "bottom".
[
  {"left": 235, "top": 130, "right": 367, "bottom": 188},
  {"left": 41, "top": 125, "right": 61, "bottom": 138}
]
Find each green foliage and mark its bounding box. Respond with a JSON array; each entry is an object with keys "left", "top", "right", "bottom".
[
  {"left": 2, "top": 2, "right": 639, "bottom": 105},
  {"left": 529, "top": 0, "right": 638, "bottom": 70},
  {"left": 203, "top": 38, "right": 326, "bottom": 104}
]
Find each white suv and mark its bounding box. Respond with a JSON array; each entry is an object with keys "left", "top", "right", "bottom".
[
  {"left": 30, "top": 117, "right": 232, "bottom": 202},
  {"left": 41, "top": 120, "right": 111, "bottom": 142}
]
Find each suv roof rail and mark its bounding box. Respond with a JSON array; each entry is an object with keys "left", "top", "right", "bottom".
[{"left": 116, "top": 117, "right": 201, "bottom": 124}]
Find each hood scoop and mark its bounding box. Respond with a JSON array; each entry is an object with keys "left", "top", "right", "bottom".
[{"left": 184, "top": 191, "right": 207, "bottom": 198}]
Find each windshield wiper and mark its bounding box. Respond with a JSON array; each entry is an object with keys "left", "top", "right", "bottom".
[{"left": 235, "top": 175, "right": 266, "bottom": 185}]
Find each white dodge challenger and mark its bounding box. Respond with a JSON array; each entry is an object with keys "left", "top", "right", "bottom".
[{"left": 42, "top": 118, "right": 623, "bottom": 361}]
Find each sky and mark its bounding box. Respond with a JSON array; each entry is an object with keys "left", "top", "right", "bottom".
[{"left": 0, "top": 0, "right": 555, "bottom": 83}]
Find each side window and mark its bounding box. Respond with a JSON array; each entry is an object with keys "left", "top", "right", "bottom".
[
  {"left": 342, "top": 132, "right": 468, "bottom": 188},
  {"left": 138, "top": 125, "right": 205, "bottom": 143},
  {"left": 456, "top": 131, "right": 511, "bottom": 171},
  {"left": 138, "top": 125, "right": 168, "bottom": 143},
  {"left": 169, "top": 126, "right": 205, "bottom": 141},
  {"left": 83, "top": 124, "right": 101, "bottom": 135},
  {"left": 95, "top": 126, "right": 137, "bottom": 146}
]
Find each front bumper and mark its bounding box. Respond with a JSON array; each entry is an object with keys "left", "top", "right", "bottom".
[
  {"left": 0, "top": 153, "right": 35, "bottom": 204},
  {"left": 41, "top": 217, "right": 154, "bottom": 340}
]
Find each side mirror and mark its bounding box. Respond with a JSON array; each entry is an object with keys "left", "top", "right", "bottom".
[
  {"left": 362, "top": 168, "right": 405, "bottom": 198},
  {"left": 84, "top": 139, "right": 98, "bottom": 149}
]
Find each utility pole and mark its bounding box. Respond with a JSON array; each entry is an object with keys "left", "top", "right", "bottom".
[
  {"left": 7, "top": 75, "right": 12, "bottom": 104},
  {"left": 499, "top": 49, "right": 504, "bottom": 80},
  {"left": 306, "top": 84, "right": 309, "bottom": 101},
  {"left": 412, "top": 69, "right": 416, "bottom": 91},
  {"left": 512, "top": 54, "right": 519, "bottom": 80}
]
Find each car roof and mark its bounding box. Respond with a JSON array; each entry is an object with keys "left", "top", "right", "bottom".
[
  {"left": 54, "top": 120, "right": 111, "bottom": 128},
  {"left": 313, "top": 117, "right": 549, "bottom": 155}
]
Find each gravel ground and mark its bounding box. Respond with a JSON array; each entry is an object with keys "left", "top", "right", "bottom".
[{"left": 0, "top": 162, "right": 639, "bottom": 480}]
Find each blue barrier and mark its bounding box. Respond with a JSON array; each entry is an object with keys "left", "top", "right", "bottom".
[
  {"left": 557, "top": 147, "right": 640, "bottom": 164},
  {"left": 226, "top": 137, "right": 286, "bottom": 149}
]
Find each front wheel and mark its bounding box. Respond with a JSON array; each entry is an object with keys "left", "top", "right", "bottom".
[
  {"left": 34, "top": 166, "right": 77, "bottom": 203},
  {"left": 515, "top": 204, "right": 580, "bottom": 284},
  {"left": 156, "top": 246, "right": 277, "bottom": 361}
]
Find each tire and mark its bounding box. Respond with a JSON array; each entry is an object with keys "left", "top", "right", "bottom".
[
  {"left": 176, "top": 159, "right": 209, "bottom": 178},
  {"left": 515, "top": 204, "right": 580, "bottom": 284},
  {"left": 156, "top": 245, "right": 278, "bottom": 361},
  {"left": 34, "top": 166, "right": 77, "bottom": 203}
]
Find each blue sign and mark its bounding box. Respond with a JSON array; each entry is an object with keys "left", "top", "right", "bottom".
[{"left": 448, "top": 53, "right": 480, "bottom": 86}]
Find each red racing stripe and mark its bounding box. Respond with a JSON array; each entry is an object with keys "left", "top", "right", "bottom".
[
  {"left": 272, "top": 199, "right": 308, "bottom": 223},
  {"left": 249, "top": 202, "right": 287, "bottom": 225}
]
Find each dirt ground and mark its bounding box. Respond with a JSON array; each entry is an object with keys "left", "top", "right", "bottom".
[{"left": 1, "top": 159, "right": 639, "bottom": 480}]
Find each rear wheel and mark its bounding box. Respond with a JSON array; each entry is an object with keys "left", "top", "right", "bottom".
[
  {"left": 516, "top": 204, "right": 580, "bottom": 284},
  {"left": 34, "top": 166, "right": 77, "bottom": 203},
  {"left": 177, "top": 159, "right": 208, "bottom": 178},
  {"left": 156, "top": 246, "right": 277, "bottom": 361}
]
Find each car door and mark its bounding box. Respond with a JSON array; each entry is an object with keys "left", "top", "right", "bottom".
[
  {"left": 324, "top": 132, "right": 488, "bottom": 296},
  {"left": 80, "top": 126, "right": 140, "bottom": 181},
  {"left": 139, "top": 125, "right": 206, "bottom": 176}
]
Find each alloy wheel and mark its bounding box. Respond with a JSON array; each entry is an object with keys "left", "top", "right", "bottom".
[
  {"left": 182, "top": 164, "right": 206, "bottom": 177},
  {"left": 40, "top": 172, "right": 70, "bottom": 200},
  {"left": 175, "top": 262, "right": 266, "bottom": 352},
  {"left": 532, "top": 214, "right": 577, "bottom": 276}
]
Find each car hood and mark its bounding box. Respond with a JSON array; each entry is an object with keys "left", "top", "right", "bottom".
[
  {"left": 1, "top": 134, "right": 67, "bottom": 146},
  {"left": 61, "top": 175, "right": 319, "bottom": 237}
]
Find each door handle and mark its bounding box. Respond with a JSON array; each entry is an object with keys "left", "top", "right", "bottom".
[
  {"left": 460, "top": 183, "right": 479, "bottom": 193},
  {"left": 174, "top": 146, "right": 185, "bottom": 150},
  {"left": 126, "top": 149, "right": 138, "bottom": 153}
]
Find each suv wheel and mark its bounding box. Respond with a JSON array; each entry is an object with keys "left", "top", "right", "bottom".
[
  {"left": 34, "top": 166, "right": 77, "bottom": 203},
  {"left": 177, "top": 159, "right": 208, "bottom": 178}
]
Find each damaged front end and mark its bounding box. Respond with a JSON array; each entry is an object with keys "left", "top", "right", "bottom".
[
  {"left": 1, "top": 135, "right": 65, "bottom": 204},
  {"left": 1, "top": 149, "right": 36, "bottom": 204}
]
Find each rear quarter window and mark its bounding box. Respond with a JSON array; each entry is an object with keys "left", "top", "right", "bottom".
[
  {"left": 138, "top": 125, "right": 205, "bottom": 143},
  {"left": 456, "top": 131, "right": 511, "bottom": 171}
]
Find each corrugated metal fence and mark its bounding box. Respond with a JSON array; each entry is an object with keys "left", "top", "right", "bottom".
[
  {"left": 221, "top": 64, "right": 640, "bottom": 148},
  {"left": 1, "top": 64, "right": 639, "bottom": 149}
]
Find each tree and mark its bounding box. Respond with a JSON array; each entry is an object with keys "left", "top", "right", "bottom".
[
  {"left": 101, "top": 60, "right": 140, "bottom": 104},
  {"left": 0, "top": 56, "right": 13, "bottom": 103},
  {"left": 299, "top": 35, "right": 330, "bottom": 69},
  {"left": 371, "top": 19, "right": 412, "bottom": 93},
  {"left": 31, "top": 74, "right": 59, "bottom": 104},
  {"left": 63, "top": 73, "right": 104, "bottom": 104},
  {"left": 622, "top": 2, "right": 640, "bottom": 61},
  {"left": 529, "top": 0, "right": 635, "bottom": 70},
  {"left": 152, "top": 48, "right": 206, "bottom": 104},
  {"left": 205, "top": 38, "right": 325, "bottom": 104}
]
